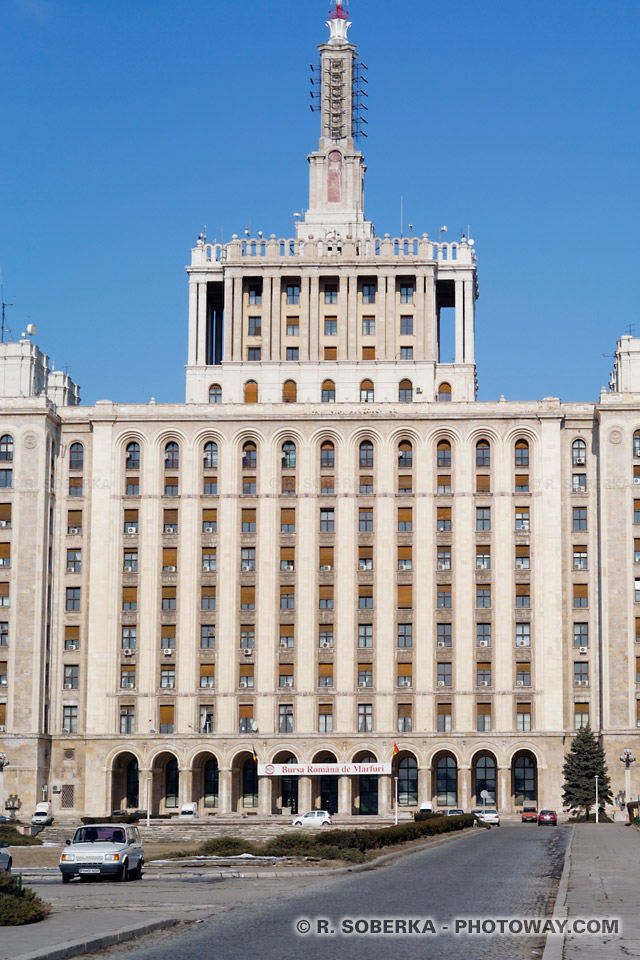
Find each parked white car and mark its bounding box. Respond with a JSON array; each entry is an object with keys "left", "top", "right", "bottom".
[
  {"left": 292, "top": 810, "right": 332, "bottom": 827},
  {"left": 59, "top": 824, "right": 144, "bottom": 882},
  {"left": 476, "top": 808, "right": 500, "bottom": 826},
  {"left": 0, "top": 842, "right": 11, "bottom": 874}
]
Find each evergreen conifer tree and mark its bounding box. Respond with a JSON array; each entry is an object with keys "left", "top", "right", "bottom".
[{"left": 562, "top": 725, "right": 612, "bottom": 820}]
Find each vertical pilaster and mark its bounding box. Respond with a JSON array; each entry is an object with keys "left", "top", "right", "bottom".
[
  {"left": 385, "top": 272, "right": 396, "bottom": 361},
  {"left": 223, "top": 276, "right": 233, "bottom": 365},
  {"left": 454, "top": 279, "right": 464, "bottom": 364},
  {"left": 232, "top": 276, "right": 243, "bottom": 361},
  {"left": 300, "top": 276, "right": 310, "bottom": 360},
  {"left": 347, "top": 274, "right": 358, "bottom": 360},
  {"left": 188, "top": 281, "right": 198, "bottom": 365},
  {"left": 309, "top": 276, "right": 320, "bottom": 361},
  {"left": 262, "top": 276, "right": 272, "bottom": 360},
  {"left": 219, "top": 768, "right": 232, "bottom": 814},
  {"left": 424, "top": 272, "right": 436, "bottom": 361},
  {"left": 272, "top": 277, "right": 282, "bottom": 362},
  {"left": 197, "top": 283, "right": 208, "bottom": 366},
  {"left": 338, "top": 275, "right": 348, "bottom": 360},
  {"left": 464, "top": 278, "right": 475, "bottom": 363},
  {"left": 415, "top": 273, "right": 426, "bottom": 361}
]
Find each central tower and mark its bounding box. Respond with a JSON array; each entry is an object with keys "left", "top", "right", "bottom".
[{"left": 297, "top": 1, "right": 373, "bottom": 241}]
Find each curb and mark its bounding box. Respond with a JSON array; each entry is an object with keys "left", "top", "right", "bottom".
[
  {"left": 10, "top": 918, "right": 179, "bottom": 960},
  {"left": 542, "top": 825, "right": 574, "bottom": 960}
]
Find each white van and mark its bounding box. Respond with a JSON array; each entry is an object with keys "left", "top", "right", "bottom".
[
  {"left": 31, "top": 802, "right": 53, "bottom": 826},
  {"left": 179, "top": 802, "right": 199, "bottom": 818},
  {"left": 419, "top": 801, "right": 434, "bottom": 813}
]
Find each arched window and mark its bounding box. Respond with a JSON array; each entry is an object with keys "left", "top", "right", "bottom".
[
  {"left": 203, "top": 441, "right": 218, "bottom": 470},
  {"left": 125, "top": 442, "right": 140, "bottom": 470},
  {"left": 69, "top": 442, "right": 83, "bottom": 471},
  {"left": 634, "top": 430, "right": 640, "bottom": 459},
  {"left": 359, "top": 440, "right": 374, "bottom": 469},
  {"left": 320, "top": 441, "right": 335, "bottom": 469},
  {"left": 164, "top": 442, "right": 179, "bottom": 470},
  {"left": 244, "top": 381, "right": 258, "bottom": 404},
  {"left": 572, "top": 438, "right": 586, "bottom": 466},
  {"left": 399, "top": 379, "right": 413, "bottom": 403},
  {"left": 0, "top": 435, "right": 13, "bottom": 462},
  {"left": 398, "top": 441, "right": 412, "bottom": 469},
  {"left": 283, "top": 380, "right": 297, "bottom": 403},
  {"left": 165, "top": 758, "right": 179, "bottom": 809},
  {"left": 476, "top": 440, "right": 490, "bottom": 467},
  {"left": 437, "top": 440, "right": 451, "bottom": 467},
  {"left": 473, "top": 754, "right": 496, "bottom": 804},
  {"left": 282, "top": 442, "right": 296, "bottom": 469},
  {"left": 436, "top": 755, "right": 458, "bottom": 806},
  {"left": 242, "top": 758, "right": 258, "bottom": 808},
  {"left": 515, "top": 439, "right": 529, "bottom": 467},
  {"left": 513, "top": 754, "right": 537, "bottom": 802},
  {"left": 437, "top": 382, "right": 452, "bottom": 402},
  {"left": 204, "top": 757, "right": 219, "bottom": 809},
  {"left": 321, "top": 379, "right": 336, "bottom": 403},
  {"left": 242, "top": 441, "right": 257, "bottom": 470},
  {"left": 209, "top": 384, "right": 222, "bottom": 404},
  {"left": 397, "top": 756, "right": 418, "bottom": 806},
  {"left": 126, "top": 759, "right": 139, "bottom": 809},
  {"left": 360, "top": 379, "right": 374, "bottom": 403}
]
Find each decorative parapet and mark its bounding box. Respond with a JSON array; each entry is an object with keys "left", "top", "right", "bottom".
[{"left": 190, "top": 234, "right": 476, "bottom": 268}]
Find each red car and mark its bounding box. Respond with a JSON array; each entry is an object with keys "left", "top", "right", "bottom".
[
  {"left": 537, "top": 809, "right": 558, "bottom": 826},
  {"left": 521, "top": 805, "right": 538, "bottom": 823}
]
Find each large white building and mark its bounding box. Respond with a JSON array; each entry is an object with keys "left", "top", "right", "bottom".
[{"left": 1, "top": 2, "right": 639, "bottom": 820}]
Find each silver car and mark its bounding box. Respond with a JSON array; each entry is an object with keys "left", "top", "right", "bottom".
[
  {"left": 59, "top": 824, "right": 144, "bottom": 882},
  {"left": 292, "top": 810, "right": 332, "bottom": 827},
  {"left": 0, "top": 841, "right": 11, "bottom": 874}
]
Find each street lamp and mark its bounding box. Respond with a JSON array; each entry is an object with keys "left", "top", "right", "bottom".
[
  {"left": 394, "top": 777, "right": 399, "bottom": 826},
  {"left": 0, "top": 752, "right": 9, "bottom": 817},
  {"left": 620, "top": 748, "right": 636, "bottom": 814},
  {"left": 595, "top": 775, "right": 599, "bottom": 825}
]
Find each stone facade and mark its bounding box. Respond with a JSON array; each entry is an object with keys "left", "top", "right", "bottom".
[{"left": 1, "top": 5, "right": 639, "bottom": 821}]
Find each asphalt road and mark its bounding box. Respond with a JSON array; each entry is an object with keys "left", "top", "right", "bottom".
[{"left": 67, "top": 824, "right": 570, "bottom": 960}]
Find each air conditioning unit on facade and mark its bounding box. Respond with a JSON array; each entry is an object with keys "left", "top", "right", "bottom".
[
  {"left": 516, "top": 680, "right": 524, "bottom": 686},
  {"left": 123, "top": 649, "right": 134, "bottom": 657},
  {"left": 163, "top": 649, "right": 173, "bottom": 657},
  {"left": 243, "top": 649, "right": 253, "bottom": 657},
  {"left": 0, "top": 522, "right": 6, "bottom": 528},
  {"left": 165, "top": 566, "right": 176, "bottom": 572},
  {"left": 124, "top": 565, "right": 133, "bottom": 573},
  {"left": 126, "top": 526, "right": 137, "bottom": 534},
  {"left": 437, "top": 642, "right": 446, "bottom": 648},
  {"left": 321, "top": 642, "right": 331, "bottom": 649},
  {"left": 125, "top": 682, "right": 135, "bottom": 688},
  {"left": 579, "top": 646, "right": 588, "bottom": 654},
  {"left": 0, "top": 725, "right": 5, "bottom": 732},
  {"left": 320, "top": 565, "right": 332, "bottom": 572},
  {"left": 284, "top": 564, "right": 295, "bottom": 571},
  {"left": 281, "top": 678, "right": 293, "bottom": 687},
  {"left": 479, "top": 640, "right": 489, "bottom": 647},
  {"left": 576, "top": 680, "right": 588, "bottom": 686},
  {"left": 516, "top": 640, "right": 528, "bottom": 647},
  {"left": 437, "top": 680, "right": 445, "bottom": 687},
  {"left": 239, "top": 678, "right": 249, "bottom": 687},
  {"left": 437, "top": 562, "right": 449, "bottom": 571},
  {"left": 69, "top": 527, "right": 80, "bottom": 535},
  {"left": 204, "top": 526, "right": 214, "bottom": 533},
  {"left": 66, "top": 567, "right": 75, "bottom": 574},
  {"left": 358, "top": 680, "right": 369, "bottom": 687},
  {"left": 479, "top": 680, "right": 489, "bottom": 687},
  {"left": 575, "top": 457, "right": 586, "bottom": 466},
  {"left": 63, "top": 683, "right": 74, "bottom": 689},
  {"left": 241, "top": 564, "right": 253, "bottom": 572},
  {"left": 634, "top": 478, "right": 640, "bottom": 485},
  {"left": 280, "top": 641, "right": 288, "bottom": 649}
]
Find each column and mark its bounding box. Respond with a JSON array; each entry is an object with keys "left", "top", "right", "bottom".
[
  {"left": 179, "top": 766, "right": 193, "bottom": 807},
  {"left": 197, "top": 283, "right": 208, "bottom": 367},
  {"left": 298, "top": 775, "right": 312, "bottom": 813},
  {"left": 262, "top": 276, "right": 272, "bottom": 360},
  {"left": 347, "top": 274, "right": 358, "bottom": 360},
  {"left": 460, "top": 765, "right": 472, "bottom": 810},
  {"left": 415, "top": 273, "right": 426, "bottom": 361},
  {"left": 379, "top": 774, "right": 392, "bottom": 817},
  {"left": 418, "top": 764, "right": 430, "bottom": 805},
  {"left": 338, "top": 774, "right": 351, "bottom": 815},
  {"left": 271, "top": 277, "right": 282, "bottom": 361},
  {"left": 300, "top": 275, "right": 310, "bottom": 360},
  {"left": 454, "top": 279, "right": 464, "bottom": 364},
  {"left": 219, "top": 767, "right": 232, "bottom": 814},
  {"left": 377, "top": 276, "right": 387, "bottom": 362},
  {"left": 188, "top": 281, "right": 198, "bottom": 365},
  {"left": 464, "top": 278, "right": 475, "bottom": 363},
  {"left": 139, "top": 768, "right": 152, "bottom": 818},
  {"left": 309, "top": 276, "right": 320, "bottom": 361},
  {"left": 232, "top": 276, "right": 243, "bottom": 361},
  {"left": 338, "top": 275, "right": 348, "bottom": 360},
  {"left": 258, "top": 775, "right": 271, "bottom": 816},
  {"left": 223, "top": 277, "right": 233, "bottom": 366},
  {"left": 385, "top": 272, "right": 396, "bottom": 360},
  {"left": 499, "top": 767, "right": 510, "bottom": 812},
  {"left": 424, "top": 271, "right": 436, "bottom": 362}
]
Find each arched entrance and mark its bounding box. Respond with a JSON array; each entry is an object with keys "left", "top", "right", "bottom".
[
  {"left": 472, "top": 752, "right": 497, "bottom": 806},
  {"left": 111, "top": 752, "right": 139, "bottom": 811},
  {"left": 396, "top": 753, "right": 418, "bottom": 808},
  {"left": 192, "top": 752, "right": 219, "bottom": 811},
  {"left": 151, "top": 752, "right": 179, "bottom": 815},
  {"left": 354, "top": 751, "right": 378, "bottom": 815},
  {"left": 512, "top": 751, "right": 538, "bottom": 806},
  {"left": 231, "top": 752, "right": 258, "bottom": 812},
  {"left": 311, "top": 751, "right": 338, "bottom": 814},
  {"left": 433, "top": 752, "right": 458, "bottom": 807},
  {"left": 271, "top": 752, "right": 299, "bottom": 815}
]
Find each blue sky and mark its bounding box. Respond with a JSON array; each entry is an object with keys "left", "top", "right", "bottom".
[{"left": 1, "top": 0, "right": 638, "bottom": 404}]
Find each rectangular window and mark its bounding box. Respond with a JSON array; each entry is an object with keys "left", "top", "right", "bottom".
[
  {"left": 200, "top": 706, "right": 214, "bottom": 734},
  {"left": 477, "top": 623, "right": 491, "bottom": 647},
  {"left": 318, "top": 704, "right": 333, "bottom": 733},
  {"left": 160, "top": 625, "right": 176, "bottom": 650},
  {"left": 573, "top": 507, "right": 587, "bottom": 531},
  {"left": 62, "top": 705, "right": 78, "bottom": 734},
  {"left": 248, "top": 286, "right": 262, "bottom": 305},
  {"left": 319, "top": 627, "right": 334, "bottom": 648},
  {"left": 362, "top": 284, "right": 376, "bottom": 304},
  {"left": 66, "top": 587, "right": 80, "bottom": 612},
  {"left": 0, "top": 470, "right": 13, "bottom": 489},
  {"left": 516, "top": 584, "right": 530, "bottom": 607},
  {"left": 573, "top": 474, "right": 587, "bottom": 493},
  {"left": 63, "top": 664, "right": 79, "bottom": 689},
  {"left": 437, "top": 622, "right": 452, "bottom": 647},
  {"left": 201, "top": 586, "right": 216, "bottom": 610},
  {"left": 573, "top": 584, "right": 588, "bottom": 608},
  {"left": 398, "top": 507, "right": 413, "bottom": 532},
  {"left": 476, "top": 474, "right": 491, "bottom": 494},
  {"left": 359, "top": 508, "right": 374, "bottom": 532},
  {"left": 477, "top": 662, "right": 491, "bottom": 686},
  {"left": 200, "top": 664, "right": 215, "bottom": 689},
  {"left": 516, "top": 622, "right": 531, "bottom": 646},
  {"left": 242, "top": 547, "right": 256, "bottom": 572},
  {"left": 398, "top": 703, "right": 412, "bottom": 733},
  {"left": 438, "top": 587, "right": 453, "bottom": 608},
  {"left": 248, "top": 316, "right": 261, "bottom": 336},
  {"left": 476, "top": 586, "right": 491, "bottom": 608},
  {"left": 398, "top": 544, "right": 412, "bottom": 571},
  {"left": 286, "top": 347, "right": 298, "bottom": 361},
  {"left": 243, "top": 476, "right": 257, "bottom": 495},
  {"left": 281, "top": 546, "right": 295, "bottom": 570},
  {"left": 279, "top": 703, "right": 293, "bottom": 733},
  {"left": 318, "top": 663, "right": 334, "bottom": 687},
  {"left": 515, "top": 474, "right": 529, "bottom": 492},
  {"left": 123, "top": 509, "right": 138, "bottom": 534},
  {"left": 398, "top": 623, "right": 412, "bottom": 647},
  {"left": 397, "top": 662, "right": 412, "bottom": 688},
  {"left": 121, "top": 626, "right": 136, "bottom": 650},
  {"left": 162, "top": 586, "right": 177, "bottom": 610},
  {"left": 280, "top": 625, "right": 294, "bottom": 648},
  {"left": 238, "top": 703, "right": 254, "bottom": 732},
  {"left": 202, "top": 550, "right": 216, "bottom": 572},
  {"left": 120, "top": 706, "right": 135, "bottom": 735},
  {"left": 319, "top": 545, "right": 334, "bottom": 570},
  {"left": 358, "top": 703, "right": 372, "bottom": 733},
  {"left": 574, "top": 702, "right": 589, "bottom": 729},
  {"left": 357, "top": 665, "right": 373, "bottom": 688},
  {"left": 362, "top": 345, "right": 375, "bottom": 360},
  {"left": 286, "top": 321, "right": 299, "bottom": 336},
  {"left": 476, "top": 547, "right": 490, "bottom": 570},
  {"left": 240, "top": 627, "right": 254, "bottom": 649},
  {"left": 400, "top": 284, "right": 414, "bottom": 304},
  {"left": 398, "top": 584, "right": 413, "bottom": 609},
  {"left": 247, "top": 347, "right": 261, "bottom": 361},
  {"left": 66, "top": 548, "right": 81, "bottom": 573},
  {"left": 477, "top": 703, "right": 491, "bottom": 732},
  {"left": 516, "top": 665, "right": 532, "bottom": 687},
  {"left": 573, "top": 548, "right": 588, "bottom": 570},
  {"left": 323, "top": 346, "right": 337, "bottom": 360},
  {"left": 400, "top": 316, "right": 413, "bottom": 335},
  {"left": 437, "top": 662, "right": 452, "bottom": 687},
  {"left": 574, "top": 661, "right": 589, "bottom": 685},
  {"left": 239, "top": 665, "right": 254, "bottom": 688},
  {"left": 68, "top": 477, "right": 83, "bottom": 497},
  {"left": 120, "top": 667, "right": 135, "bottom": 689},
  {"left": 400, "top": 346, "right": 413, "bottom": 360},
  {"left": 281, "top": 508, "right": 295, "bottom": 533},
  {"left": 358, "top": 586, "right": 373, "bottom": 609},
  {"left": 573, "top": 623, "right": 588, "bottom": 647},
  {"left": 362, "top": 317, "right": 375, "bottom": 335},
  {"left": 516, "top": 545, "right": 530, "bottom": 570},
  {"left": 163, "top": 508, "right": 178, "bottom": 534},
  {"left": 437, "top": 475, "right": 451, "bottom": 494},
  {"left": 437, "top": 507, "right": 452, "bottom": 532},
  {"left": 358, "top": 623, "right": 373, "bottom": 648},
  {"left": 280, "top": 588, "right": 294, "bottom": 610},
  {"left": 242, "top": 508, "right": 256, "bottom": 533},
  {"left": 286, "top": 284, "right": 300, "bottom": 304},
  {"left": 324, "top": 318, "right": 337, "bottom": 335},
  {"left": 159, "top": 704, "right": 174, "bottom": 734},
  {"left": 320, "top": 475, "right": 334, "bottom": 494},
  {"left": 64, "top": 624, "right": 79, "bottom": 650},
  {"left": 320, "top": 508, "right": 334, "bottom": 532},
  {"left": 319, "top": 585, "right": 334, "bottom": 609},
  {"left": 164, "top": 477, "right": 179, "bottom": 496},
  {"left": 517, "top": 703, "right": 531, "bottom": 732},
  {"left": 515, "top": 508, "right": 530, "bottom": 531},
  {"left": 240, "top": 586, "right": 255, "bottom": 610},
  {"left": 437, "top": 703, "right": 452, "bottom": 733},
  {"left": 324, "top": 284, "right": 338, "bottom": 304},
  {"left": 476, "top": 507, "right": 491, "bottom": 531},
  {"left": 359, "top": 545, "right": 373, "bottom": 570},
  {"left": 160, "top": 667, "right": 176, "bottom": 688}
]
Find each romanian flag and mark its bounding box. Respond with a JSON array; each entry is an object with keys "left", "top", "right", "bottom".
[
  {"left": 393, "top": 743, "right": 399, "bottom": 756},
  {"left": 252, "top": 745, "right": 258, "bottom": 764}
]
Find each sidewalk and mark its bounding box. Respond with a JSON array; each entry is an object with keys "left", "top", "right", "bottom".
[{"left": 544, "top": 823, "right": 640, "bottom": 959}]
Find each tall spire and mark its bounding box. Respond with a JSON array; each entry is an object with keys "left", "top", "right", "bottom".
[{"left": 296, "top": 1, "right": 373, "bottom": 241}]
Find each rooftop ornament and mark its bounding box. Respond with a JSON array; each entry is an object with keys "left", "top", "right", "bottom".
[{"left": 327, "top": 0, "right": 350, "bottom": 41}]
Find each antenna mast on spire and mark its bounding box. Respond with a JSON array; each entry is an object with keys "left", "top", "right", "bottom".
[
  {"left": 329, "top": 0, "right": 349, "bottom": 20},
  {"left": 0, "top": 268, "right": 15, "bottom": 345}
]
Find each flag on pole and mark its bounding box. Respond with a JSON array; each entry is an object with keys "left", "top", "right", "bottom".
[
  {"left": 393, "top": 743, "right": 399, "bottom": 756},
  {"left": 252, "top": 745, "right": 258, "bottom": 763}
]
